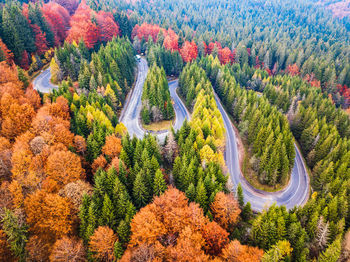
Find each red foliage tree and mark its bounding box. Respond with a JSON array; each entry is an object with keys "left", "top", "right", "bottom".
[
  {"left": 163, "top": 29, "right": 179, "bottom": 51},
  {"left": 20, "top": 51, "right": 30, "bottom": 70},
  {"left": 218, "top": 47, "right": 232, "bottom": 65},
  {"left": 32, "top": 25, "right": 48, "bottom": 55},
  {"left": 132, "top": 23, "right": 164, "bottom": 42},
  {"left": 337, "top": 84, "right": 350, "bottom": 107},
  {"left": 180, "top": 41, "right": 198, "bottom": 63},
  {"left": 254, "top": 56, "right": 260, "bottom": 68},
  {"left": 207, "top": 41, "right": 222, "bottom": 54},
  {"left": 287, "top": 63, "right": 300, "bottom": 76},
  {"left": 96, "top": 11, "right": 120, "bottom": 43},
  {"left": 42, "top": 2, "right": 70, "bottom": 45},
  {"left": 66, "top": 0, "right": 100, "bottom": 49}
]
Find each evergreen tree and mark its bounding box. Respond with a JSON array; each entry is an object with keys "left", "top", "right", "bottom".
[
  {"left": 114, "top": 241, "right": 124, "bottom": 260},
  {"left": 237, "top": 183, "right": 244, "bottom": 207},
  {"left": 100, "top": 193, "right": 116, "bottom": 229},
  {"left": 117, "top": 220, "right": 130, "bottom": 246},
  {"left": 195, "top": 179, "right": 208, "bottom": 211},
  {"left": 185, "top": 183, "right": 196, "bottom": 202},
  {"left": 1, "top": 209, "right": 28, "bottom": 262},
  {"left": 132, "top": 172, "right": 149, "bottom": 208},
  {"left": 153, "top": 169, "right": 167, "bottom": 196}
]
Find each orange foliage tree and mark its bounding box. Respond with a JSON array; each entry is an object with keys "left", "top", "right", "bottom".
[
  {"left": 102, "top": 135, "right": 122, "bottom": 159},
  {"left": 50, "top": 236, "right": 86, "bottom": 262},
  {"left": 89, "top": 226, "right": 117, "bottom": 262},
  {"left": 221, "top": 240, "right": 264, "bottom": 262},
  {"left": 123, "top": 187, "right": 237, "bottom": 260},
  {"left": 210, "top": 192, "right": 241, "bottom": 231},
  {"left": 24, "top": 190, "right": 75, "bottom": 242},
  {"left": 45, "top": 150, "right": 84, "bottom": 190},
  {"left": 0, "top": 38, "right": 14, "bottom": 64},
  {"left": 1, "top": 103, "right": 35, "bottom": 140}
]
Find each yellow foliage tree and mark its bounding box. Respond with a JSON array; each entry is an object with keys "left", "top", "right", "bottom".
[{"left": 50, "top": 58, "right": 60, "bottom": 84}]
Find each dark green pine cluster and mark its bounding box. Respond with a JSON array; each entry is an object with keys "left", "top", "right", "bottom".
[
  {"left": 141, "top": 65, "right": 174, "bottom": 124},
  {"left": 178, "top": 62, "right": 212, "bottom": 109},
  {"left": 146, "top": 41, "right": 183, "bottom": 76}
]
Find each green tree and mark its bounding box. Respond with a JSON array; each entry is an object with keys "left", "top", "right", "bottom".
[
  {"left": 262, "top": 240, "right": 293, "bottom": 262},
  {"left": 1, "top": 209, "right": 28, "bottom": 261},
  {"left": 153, "top": 169, "right": 167, "bottom": 196},
  {"left": 195, "top": 179, "right": 208, "bottom": 211},
  {"left": 132, "top": 172, "right": 149, "bottom": 208}
]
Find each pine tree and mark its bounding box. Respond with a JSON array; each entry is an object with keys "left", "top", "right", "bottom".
[
  {"left": 318, "top": 237, "right": 341, "bottom": 262},
  {"left": 50, "top": 57, "right": 61, "bottom": 84},
  {"left": 195, "top": 179, "right": 208, "bottom": 211},
  {"left": 89, "top": 74, "right": 97, "bottom": 90},
  {"left": 79, "top": 194, "right": 91, "bottom": 239},
  {"left": 186, "top": 183, "right": 196, "bottom": 202},
  {"left": 100, "top": 193, "right": 116, "bottom": 230},
  {"left": 114, "top": 241, "right": 124, "bottom": 260},
  {"left": 117, "top": 220, "right": 130, "bottom": 246},
  {"left": 1, "top": 209, "right": 27, "bottom": 262},
  {"left": 132, "top": 172, "right": 149, "bottom": 208},
  {"left": 237, "top": 183, "right": 244, "bottom": 207},
  {"left": 153, "top": 169, "right": 167, "bottom": 196}
]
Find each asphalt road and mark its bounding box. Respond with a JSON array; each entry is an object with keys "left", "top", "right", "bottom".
[
  {"left": 214, "top": 92, "right": 310, "bottom": 211},
  {"left": 32, "top": 67, "right": 58, "bottom": 93},
  {"left": 119, "top": 58, "right": 190, "bottom": 140}
]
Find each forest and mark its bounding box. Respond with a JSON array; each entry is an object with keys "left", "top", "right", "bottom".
[
  {"left": 141, "top": 65, "right": 174, "bottom": 124},
  {"left": 0, "top": 0, "right": 349, "bottom": 261}
]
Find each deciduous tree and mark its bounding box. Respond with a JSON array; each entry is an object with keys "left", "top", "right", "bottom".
[
  {"left": 210, "top": 192, "right": 241, "bottom": 231},
  {"left": 24, "top": 190, "right": 75, "bottom": 241},
  {"left": 50, "top": 236, "right": 86, "bottom": 262},
  {"left": 89, "top": 226, "right": 117, "bottom": 262},
  {"left": 180, "top": 41, "right": 198, "bottom": 63},
  {"left": 45, "top": 150, "right": 84, "bottom": 190},
  {"left": 221, "top": 240, "right": 264, "bottom": 262}
]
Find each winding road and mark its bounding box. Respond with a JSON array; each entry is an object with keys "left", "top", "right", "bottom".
[
  {"left": 32, "top": 67, "right": 57, "bottom": 93},
  {"left": 214, "top": 93, "right": 310, "bottom": 211},
  {"left": 120, "top": 58, "right": 310, "bottom": 211},
  {"left": 119, "top": 58, "right": 190, "bottom": 140},
  {"left": 33, "top": 58, "right": 309, "bottom": 212}
]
